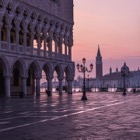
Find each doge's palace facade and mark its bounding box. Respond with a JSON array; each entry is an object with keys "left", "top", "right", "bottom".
[{"left": 0, "top": 0, "right": 74, "bottom": 97}]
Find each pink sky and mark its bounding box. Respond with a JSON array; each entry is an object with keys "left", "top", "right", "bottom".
[{"left": 73, "top": 0, "right": 140, "bottom": 76}]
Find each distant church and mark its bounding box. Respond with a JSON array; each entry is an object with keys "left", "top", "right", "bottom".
[
  {"left": 96, "top": 45, "right": 103, "bottom": 79},
  {"left": 93, "top": 46, "right": 140, "bottom": 90}
]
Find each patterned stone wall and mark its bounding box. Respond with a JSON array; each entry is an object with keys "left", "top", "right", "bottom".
[{"left": 20, "top": 0, "right": 73, "bottom": 23}]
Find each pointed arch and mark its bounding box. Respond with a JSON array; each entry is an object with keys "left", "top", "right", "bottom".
[
  {"left": 53, "top": 64, "right": 63, "bottom": 79},
  {"left": 42, "top": 62, "right": 53, "bottom": 78},
  {"left": 0, "top": 55, "right": 10, "bottom": 75},
  {"left": 11, "top": 57, "right": 26, "bottom": 77},
  {"left": 27, "top": 59, "right": 41, "bottom": 78},
  {"left": 64, "top": 65, "right": 72, "bottom": 80}
]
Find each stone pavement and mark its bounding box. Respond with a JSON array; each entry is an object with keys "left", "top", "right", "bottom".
[{"left": 0, "top": 92, "right": 140, "bottom": 140}]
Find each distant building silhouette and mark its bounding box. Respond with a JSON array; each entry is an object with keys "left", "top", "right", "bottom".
[
  {"left": 96, "top": 45, "right": 103, "bottom": 79},
  {"left": 94, "top": 47, "right": 140, "bottom": 90},
  {"left": 75, "top": 47, "right": 140, "bottom": 92}
]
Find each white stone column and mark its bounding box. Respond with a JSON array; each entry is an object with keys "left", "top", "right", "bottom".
[
  {"left": 48, "top": 31, "right": 53, "bottom": 57},
  {"left": 7, "top": 25, "right": 12, "bottom": 50},
  {"left": 65, "top": 44, "right": 67, "bottom": 55},
  {"left": 22, "top": 77, "right": 27, "bottom": 96},
  {"left": 36, "top": 78, "right": 40, "bottom": 96},
  {"left": 59, "top": 78, "right": 63, "bottom": 95},
  {"left": 54, "top": 32, "right": 59, "bottom": 55},
  {"left": 23, "top": 30, "right": 27, "bottom": 53},
  {"left": 44, "top": 34, "right": 47, "bottom": 57},
  {"left": 16, "top": 28, "right": 19, "bottom": 52},
  {"left": 0, "top": 23, "right": 2, "bottom": 46},
  {"left": 31, "top": 31, "right": 35, "bottom": 54},
  {"left": 58, "top": 37, "right": 62, "bottom": 54},
  {"left": 5, "top": 75, "right": 11, "bottom": 98},
  {"left": 48, "top": 35, "right": 52, "bottom": 58},
  {"left": 68, "top": 46, "right": 72, "bottom": 56},
  {"left": 68, "top": 46, "right": 72, "bottom": 60},
  {"left": 47, "top": 77, "right": 52, "bottom": 96},
  {"left": 67, "top": 80, "right": 73, "bottom": 94},
  {"left": 37, "top": 33, "right": 41, "bottom": 56},
  {"left": 55, "top": 39, "right": 58, "bottom": 54}
]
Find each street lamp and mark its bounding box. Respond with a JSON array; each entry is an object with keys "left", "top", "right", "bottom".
[
  {"left": 87, "top": 74, "right": 89, "bottom": 92},
  {"left": 121, "top": 62, "right": 129, "bottom": 96},
  {"left": 76, "top": 58, "right": 93, "bottom": 100}
]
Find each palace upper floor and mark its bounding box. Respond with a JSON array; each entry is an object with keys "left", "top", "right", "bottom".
[{"left": 0, "top": 0, "right": 74, "bottom": 62}]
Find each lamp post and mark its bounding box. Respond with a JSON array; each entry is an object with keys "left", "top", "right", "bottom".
[
  {"left": 76, "top": 58, "right": 93, "bottom": 100},
  {"left": 121, "top": 62, "right": 129, "bottom": 96},
  {"left": 121, "top": 69, "right": 126, "bottom": 95},
  {"left": 87, "top": 74, "right": 89, "bottom": 92}
]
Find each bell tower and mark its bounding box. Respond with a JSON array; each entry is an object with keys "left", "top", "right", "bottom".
[{"left": 96, "top": 45, "right": 103, "bottom": 79}]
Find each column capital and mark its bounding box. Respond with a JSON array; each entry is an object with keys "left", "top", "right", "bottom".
[
  {"left": 65, "top": 28, "right": 70, "bottom": 36},
  {"left": 36, "top": 25, "right": 42, "bottom": 34},
  {"left": 23, "top": 29, "right": 28, "bottom": 34},
  {"left": 64, "top": 35, "right": 68, "bottom": 46},
  {"left": 5, "top": 14, "right": 13, "bottom": 25},
  {"left": 30, "top": 25, "right": 36, "bottom": 33},
  {"left": 58, "top": 36, "right": 63, "bottom": 45},
  {"left": 48, "top": 36, "right": 53, "bottom": 41},
  {"left": 0, "top": 22, "right": 3, "bottom": 28},
  {"left": 54, "top": 32, "right": 58, "bottom": 42},
  {"left": 36, "top": 33, "right": 41, "bottom": 38},
  {"left": 44, "top": 24, "right": 50, "bottom": 32},
  {"left": 6, "top": 24, "right": 12, "bottom": 30},
  {"left": 47, "top": 76, "right": 53, "bottom": 81},
  {"left": 60, "top": 25, "right": 66, "bottom": 37},
  {"left": 68, "top": 35, "right": 73, "bottom": 47},
  {"left": 31, "top": 31, "right": 35, "bottom": 36},
  {"left": 49, "top": 23, "right": 55, "bottom": 33},
  {"left": 21, "top": 76, "right": 28, "bottom": 79},
  {"left": 4, "top": 74, "right": 12, "bottom": 78},
  {"left": 36, "top": 75, "right": 42, "bottom": 80},
  {"left": 67, "top": 78, "right": 74, "bottom": 82},
  {"left": 58, "top": 76, "right": 64, "bottom": 81},
  {"left": 0, "top": 16, "right": 3, "bottom": 23}
]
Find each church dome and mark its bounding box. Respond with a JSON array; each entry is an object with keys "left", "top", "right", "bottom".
[{"left": 121, "top": 62, "right": 130, "bottom": 76}]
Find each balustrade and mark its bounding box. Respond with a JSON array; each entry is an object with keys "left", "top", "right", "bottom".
[
  {"left": 52, "top": 52, "right": 56, "bottom": 59},
  {"left": 26, "top": 47, "right": 32, "bottom": 55},
  {"left": 0, "top": 41, "right": 71, "bottom": 61},
  {"left": 1, "top": 41, "right": 8, "bottom": 50},
  {"left": 40, "top": 50, "right": 44, "bottom": 57},
  {"left": 45, "top": 51, "right": 49, "bottom": 57},
  {"left": 33, "top": 48, "right": 38, "bottom": 56},
  {"left": 19, "top": 45, "right": 24, "bottom": 53},
  {"left": 11, "top": 43, "right": 16, "bottom": 52}
]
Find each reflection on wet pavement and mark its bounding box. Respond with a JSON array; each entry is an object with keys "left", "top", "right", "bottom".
[{"left": 0, "top": 92, "right": 140, "bottom": 140}]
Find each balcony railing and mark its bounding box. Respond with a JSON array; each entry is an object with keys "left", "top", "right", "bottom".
[
  {"left": 11, "top": 43, "right": 17, "bottom": 52},
  {"left": 33, "top": 48, "right": 38, "bottom": 56},
  {"left": 0, "top": 41, "right": 71, "bottom": 61},
  {"left": 19, "top": 45, "right": 24, "bottom": 53},
  {"left": 1, "top": 41, "right": 8, "bottom": 50},
  {"left": 40, "top": 50, "right": 44, "bottom": 57},
  {"left": 26, "top": 47, "right": 32, "bottom": 55}
]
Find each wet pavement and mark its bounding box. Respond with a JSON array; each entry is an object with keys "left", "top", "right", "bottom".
[{"left": 0, "top": 92, "right": 140, "bottom": 140}]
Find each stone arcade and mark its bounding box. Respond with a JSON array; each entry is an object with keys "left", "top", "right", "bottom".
[{"left": 0, "top": 0, "right": 74, "bottom": 97}]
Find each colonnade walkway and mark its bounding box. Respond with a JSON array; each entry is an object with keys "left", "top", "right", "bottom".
[{"left": 0, "top": 92, "right": 140, "bottom": 140}]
